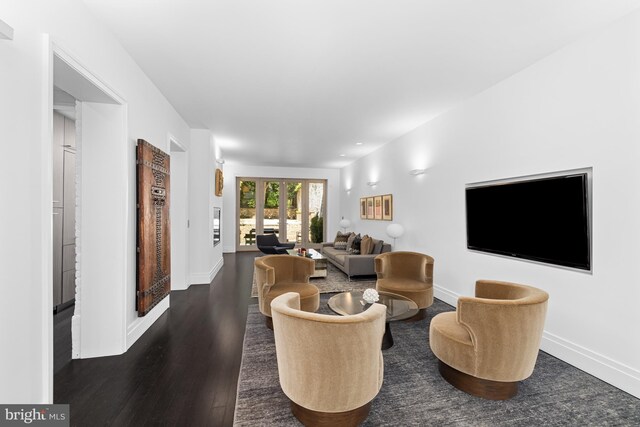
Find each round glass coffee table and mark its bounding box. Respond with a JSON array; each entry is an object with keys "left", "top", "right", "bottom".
[{"left": 328, "top": 290, "right": 418, "bottom": 350}]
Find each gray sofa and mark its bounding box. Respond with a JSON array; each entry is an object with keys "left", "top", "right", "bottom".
[{"left": 321, "top": 240, "right": 391, "bottom": 278}]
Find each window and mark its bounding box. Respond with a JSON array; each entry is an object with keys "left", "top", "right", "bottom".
[{"left": 237, "top": 178, "right": 326, "bottom": 250}]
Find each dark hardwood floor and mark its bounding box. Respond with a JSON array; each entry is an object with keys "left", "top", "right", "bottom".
[{"left": 54, "top": 252, "right": 257, "bottom": 426}]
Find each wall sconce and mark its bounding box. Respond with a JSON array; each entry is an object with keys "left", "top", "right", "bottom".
[
  {"left": 409, "top": 169, "right": 426, "bottom": 176},
  {"left": 367, "top": 181, "right": 378, "bottom": 187},
  {"left": 216, "top": 158, "right": 225, "bottom": 165}
]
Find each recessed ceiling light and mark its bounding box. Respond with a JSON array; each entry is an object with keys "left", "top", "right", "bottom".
[
  {"left": 339, "top": 154, "right": 346, "bottom": 157},
  {"left": 355, "top": 142, "right": 363, "bottom": 146}
]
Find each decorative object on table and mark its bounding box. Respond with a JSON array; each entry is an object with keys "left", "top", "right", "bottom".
[
  {"left": 430, "top": 280, "right": 549, "bottom": 400},
  {"left": 366, "top": 197, "right": 374, "bottom": 219},
  {"left": 363, "top": 288, "right": 380, "bottom": 304},
  {"left": 382, "top": 194, "right": 393, "bottom": 220},
  {"left": 375, "top": 251, "right": 434, "bottom": 321},
  {"left": 386, "top": 223, "right": 405, "bottom": 248},
  {"left": 374, "top": 196, "right": 383, "bottom": 220},
  {"left": 136, "top": 139, "right": 171, "bottom": 316},
  {"left": 215, "top": 168, "right": 224, "bottom": 196},
  {"left": 339, "top": 217, "right": 351, "bottom": 232},
  {"left": 360, "top": 198, "right": 367, "bottom": 219}
]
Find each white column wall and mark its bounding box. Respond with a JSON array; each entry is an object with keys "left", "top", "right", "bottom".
[{"left": 188, "top": 130, "right": 224, "bottom": 284}]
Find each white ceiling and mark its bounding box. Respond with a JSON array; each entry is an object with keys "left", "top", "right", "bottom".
[{"left": 82, "top": 0, "right": 640, "bottom": 168}]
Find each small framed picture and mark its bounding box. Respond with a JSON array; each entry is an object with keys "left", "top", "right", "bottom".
[
  {"left": 382, "top": 194, "right": 393, "bottom": 221},
  {"left": 374, "top": 196, "right": 383, "bottom": 220},
  {"left": 366, "top": 197, "right": 374, "bottom": 219},
  {"left": 360, "top": 198, "right": 367, "bottom": 219}
]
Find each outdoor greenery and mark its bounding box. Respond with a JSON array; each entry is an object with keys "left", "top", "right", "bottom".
[
  {"left": 310, "top": 212, "right": 324, "bottom": 243},
  {"left": 240, "top": 181, "right": 302, "bottom": 219}
]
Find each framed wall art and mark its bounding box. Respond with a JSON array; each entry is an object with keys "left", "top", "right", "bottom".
[
  {"left": 382, "top": 194, "right": 393, "bottom": 220},
  {"left": 374, "top": 196, "right": 383, "bottom": 220},
  {"left": 366, "top": 197, "right": 374, "bottom": 219},
  {"left": 360, "top": 198, "right": 367, "bottom": 219}
]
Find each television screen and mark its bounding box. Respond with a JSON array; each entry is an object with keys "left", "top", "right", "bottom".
[{"left": 466, "top": 173, "right": 590, "bottom": 270}]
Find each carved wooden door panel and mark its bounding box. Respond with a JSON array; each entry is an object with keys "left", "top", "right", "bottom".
[{"left": 136, "top": 139, "right": 171, "bottom": 316}]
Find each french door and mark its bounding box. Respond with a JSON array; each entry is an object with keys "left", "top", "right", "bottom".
[{"left": 237, "top": 178, "right": 326, "bottom": 251}]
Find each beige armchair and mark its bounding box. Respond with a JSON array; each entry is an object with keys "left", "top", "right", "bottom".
[
  {"left": 254, "top": 255, "right": 320, "bottom": 329},
  {"left": 271, "top": 292, "right": 386, "bottom": 426},
  {"left": 429, "top": 280, "right": 549, "bottom": 400},
  {"left": 375, "top": 251, "right": 434, "bottom": 320}
]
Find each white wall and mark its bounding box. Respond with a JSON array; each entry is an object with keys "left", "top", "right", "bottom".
[
  {"left": 170, "top": 143, "right": 189, "bottom": 291},
  {"left": 341, "top": 11, "right": 640, "bottom": 398},
  {"left": 188, "top": 130, "right": 224, "bottom": 284},
  {"left": 0, "top": 0, "right": 190, "bottom": 403},
  {"left": 222, "top": 164, "right": 341, "bottom": 252}
]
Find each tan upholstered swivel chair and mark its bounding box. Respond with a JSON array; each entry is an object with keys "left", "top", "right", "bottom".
[
  {"left": 254, "top": 255, "right": 320, "bottom": 329},
  {"left": 429, "top": 280, "right": 549, "bottom": 400},
  {"left": 271, "top": 292, "right": 386, "bottom": 426},
  {"left": 375, "top": 251, "right": 434, "bottom": 320}
]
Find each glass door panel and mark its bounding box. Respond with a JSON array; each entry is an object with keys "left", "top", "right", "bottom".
[
  {"left": 285, "top": 181, "right": 302, "bottom": 243},
  {"left": 262, "top": 181, "right": 281, "bottom": 238},
  {"left": 308, "top": 182, "right": 325, "bottom": 243},
  {"left": 238, "top": 180, "right": 257, "bottom": 247}
]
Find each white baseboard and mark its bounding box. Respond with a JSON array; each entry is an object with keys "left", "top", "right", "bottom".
[
  {"left": 434, "top": 283, "right": 459, "bottom": 307},
  {"left": 433, "top": 283, "right": 640, "bottom": 399},
  {"left": 126, "top": 297, "right": 170, "bottom": 349},
  {"left": 541, "top": 331, "right": 640, "bottom": 398},
  {"left": 190, "top": 257, "right": 224, "bottom": 285}
]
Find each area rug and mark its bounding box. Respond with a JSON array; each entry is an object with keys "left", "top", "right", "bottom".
[
  {"left": 234, "top": 296, "right": 640, "bottom": 426},
  {"left": 250, "top": 262, "right": 376, "bottom": 297}
]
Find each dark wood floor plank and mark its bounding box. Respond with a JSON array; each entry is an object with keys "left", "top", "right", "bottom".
[{"left": 54, "top": 252, "right": 256, "bottom": 426}]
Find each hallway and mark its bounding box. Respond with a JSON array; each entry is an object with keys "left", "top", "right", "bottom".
[{"left": 54, "top": 252, "right": 256, "bottom": 426}]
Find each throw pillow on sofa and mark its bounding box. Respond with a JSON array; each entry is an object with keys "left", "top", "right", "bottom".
[
  {"left": 371, "top": 238, "right": 384, "bottom": 254},
  {"left": 346, "top": 232, "right": 357, "bottom": 250},
  {"left": 347, "top": 233, "right": 361, "bottom": 254},
  {"left": 360, "top": 235, "right": 373, "bottom": 254},
  {"left": 334, "top": 232, "right": 349, "bottom": 250}
]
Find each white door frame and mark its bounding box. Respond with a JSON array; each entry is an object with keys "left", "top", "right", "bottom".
[
  {"left": 42, "top": 37, "right": 128, "bottom": 401},
  {"left": 169, "top": 134, "right": 190, "bottom": 290}
]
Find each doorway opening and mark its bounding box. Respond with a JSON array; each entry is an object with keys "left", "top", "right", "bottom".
[{"left": 49, "top": 45, "right": 128, "bottom": 392}]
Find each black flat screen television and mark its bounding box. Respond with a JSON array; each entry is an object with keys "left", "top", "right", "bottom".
[{"left": 466, "top": 172, "right": 591, "bottom": 270}]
